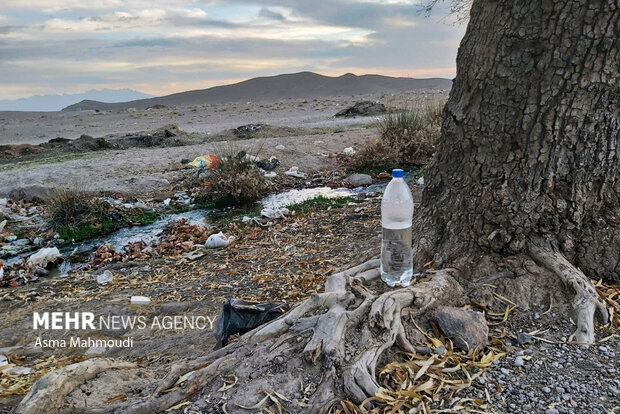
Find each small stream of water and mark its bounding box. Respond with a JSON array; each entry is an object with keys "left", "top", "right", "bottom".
[
  {"left": 5, "top": 181, "right": 404, "bottom": 274},
  {"left": 63, "top": 209, "right": 212, "bottom": 256}
]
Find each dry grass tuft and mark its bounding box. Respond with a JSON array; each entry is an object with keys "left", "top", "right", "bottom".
[
  {"left": 46, "top": 188, "right": 111, "bottom": 240},
  {"left": 346, "top": 139, "right": 400, "bottom": 172},
  {"left": 348, "top": 101, "right": 444, "bottom": 171},
  {"left": 45, "top": 188, "right": 159, "bottom": 241}
]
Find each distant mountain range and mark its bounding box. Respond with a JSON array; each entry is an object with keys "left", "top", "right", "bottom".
[
  {"left": 0, "top": 89, "right": 153, "bottom": 112},
  {"left": 62, "top": 72, "right": 452, "bottom": 112}
]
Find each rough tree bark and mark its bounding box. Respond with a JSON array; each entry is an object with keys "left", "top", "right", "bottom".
[{"left": 414, "top": 0, "right": 618, "bottom": 341}]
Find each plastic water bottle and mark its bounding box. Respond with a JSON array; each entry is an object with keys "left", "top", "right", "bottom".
[{"left": 381, "top": 169, "right": 414, "bottom": 287}]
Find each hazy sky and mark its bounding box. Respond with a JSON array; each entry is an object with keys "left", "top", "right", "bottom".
[{"left": 0, "top": 0, "right": 466, "bottom": 100}]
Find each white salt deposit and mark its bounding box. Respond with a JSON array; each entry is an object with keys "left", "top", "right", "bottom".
[{"left": 260, "top": 187, "right": 355, "bottom": 210}]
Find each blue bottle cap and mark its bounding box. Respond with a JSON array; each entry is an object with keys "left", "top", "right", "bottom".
[{"left": 392, "top": 169, "right": 404, "bottom": 178}]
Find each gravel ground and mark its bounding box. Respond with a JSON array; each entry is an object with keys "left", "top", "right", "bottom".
[{"left": 463, "top": 314, "right": 619, "bottom": 414}]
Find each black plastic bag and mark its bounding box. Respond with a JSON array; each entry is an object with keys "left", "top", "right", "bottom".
[
  {"left": 256, "top": 157, "right": 280, "bottom": 171},
  {"left": 213, "top": 299, "right": 289, "bottom": 348}
]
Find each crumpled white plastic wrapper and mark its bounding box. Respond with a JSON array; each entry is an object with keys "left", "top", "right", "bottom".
[
  {"left": 261, "top": 207, "right": 290, "bottom": 219},
  {"left": 27, "top": 247, "right": 61, "bottom": 268},
  {"left": 205, "top": 232, "right": 236, "bottom": 248},
  {"left": 284, "top": 166, "right": 306, "bottom": 179}
]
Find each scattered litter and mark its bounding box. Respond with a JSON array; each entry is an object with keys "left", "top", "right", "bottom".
[
  {"left": 243, "top": 153, "right": 261, "bottom": 163},
  {"left": 0, "top": 355, "right": 7, "bottom": 367},
  {"left": 263, "top": 171, "right": 277, "bottom": 178},
  {"left": 26, "top": 247, "right": 60, "bottom": 268},
  {"left": 256, "top": 156, "right": 280, "bottom": 171},
  {"left": 205, "top": 232, "right": 235, "bottom": 248},
  {"left": 130, "top": 296, "right": 151, "bottom": 305},
  {"left": 417, "top": 176, "right": 425, "bottom": 186},
  {"left": 182, "top": 249, "right": 207, "bottom": 261},
  {"left": 0, "top": 220, "right": 6, "bottom": 233},
  {"left": 343, "top": 147, "right": 356, "bottom": 156},
  {"left": 163, "top": 198, "right": 171, "bottom": 206},
  {"left": 173, "top": 193, "right": 191, "bottom": 205},
  {"left": 97, "top": 270, "right": 114, "bottom": 285},
  {"left": 57, "top": 260, "right": 71, "bottom": 278},
  {"left": 261, "top": 207, "right": 290, "bottom": 219},
  {"left": 214, "top": 299, "right": 290, "bottom": 347},
  {"left": 234, "top": 123, "right": 263, "bottom": 137},
  {"left": 285, "top": 166, "right": 306, "bottom": 179},
  {"left": 190, "top": 154, "right": 220, "bottom": 169},
  {"left": 275, "top": 144, "right": 285, "bottom": 150}
]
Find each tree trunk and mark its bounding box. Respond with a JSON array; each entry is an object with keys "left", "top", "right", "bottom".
[
  {"left": 413, "top": 0, "right": 617, "bottom": 341},
  {"left": 414, "top": 0, "right": 620, "bottom": 286}
]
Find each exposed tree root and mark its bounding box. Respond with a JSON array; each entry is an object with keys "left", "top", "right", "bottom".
[
  {"left": 15, "top": 260, "right": 466, "bottom": 414},
  {"left": 528, "top": 237, "right": 609, "bottom": 343},
  {"left": 15, "top": 358, "right": 135, "bottom": 414}
]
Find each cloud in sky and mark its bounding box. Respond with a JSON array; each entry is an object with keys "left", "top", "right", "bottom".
[{"left": 0, "top": 0, "right": 466, "bottom": 99}]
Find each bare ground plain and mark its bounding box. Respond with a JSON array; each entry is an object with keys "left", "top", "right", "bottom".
[{"left": 0, "top": 91, "right": 444, "bottom": 196}]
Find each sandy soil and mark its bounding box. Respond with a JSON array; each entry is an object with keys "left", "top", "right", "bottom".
[
  {"left": 0, "top": 90, "right": 445, "bottom": 197},
  {"left": 0, "top": 128, "right": 375, "bottom": 197},
  {"left": 0, "top": 91, "right": 446, "bottom": 146}
]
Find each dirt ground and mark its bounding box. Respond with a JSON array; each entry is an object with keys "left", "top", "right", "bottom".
[
  {"left": 0, "top": 91, "right": 399, "bottom": 410},
  {"left": 0, "top": 91, "right": 447, "bottom": 146},
  {"left": 0, "top": 196, "right": 383, "bottom": 411},
  {"left": 0, "top": 128, "right": 376, "bottom": 196},
  {"left": 0, "top": 90, "right": 445, "bottom": 197}
]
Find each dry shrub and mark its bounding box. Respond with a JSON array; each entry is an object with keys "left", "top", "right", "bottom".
[
  {"left": 392, "top": 124, "right": 440, "bottom": 167},
  {"left": 196, "top": 156, "right": 271, "bottom": 207},
  {"left": 347, "top": 139, "right": 400, "bottom": 172},
  {"left": 422, "top": 100, "right": 445, "bottom": 127}
]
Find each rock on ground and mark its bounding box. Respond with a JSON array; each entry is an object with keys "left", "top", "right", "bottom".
[
  {"left": 434, "top": 306, "right": 489, "bottom": 351},
  {"left": 345, "top": 173, "right": 373, "bottom": 186},
  {"left": 335, "top": 101, "right": 387, "bottom": 117},
  {"left": 8, "top": 185, "right": 56, "bottom": 203}
]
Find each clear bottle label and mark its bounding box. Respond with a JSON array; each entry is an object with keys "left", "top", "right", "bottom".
[{"left": 381, "top": 227, "right": 413, "bottom": 283}]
